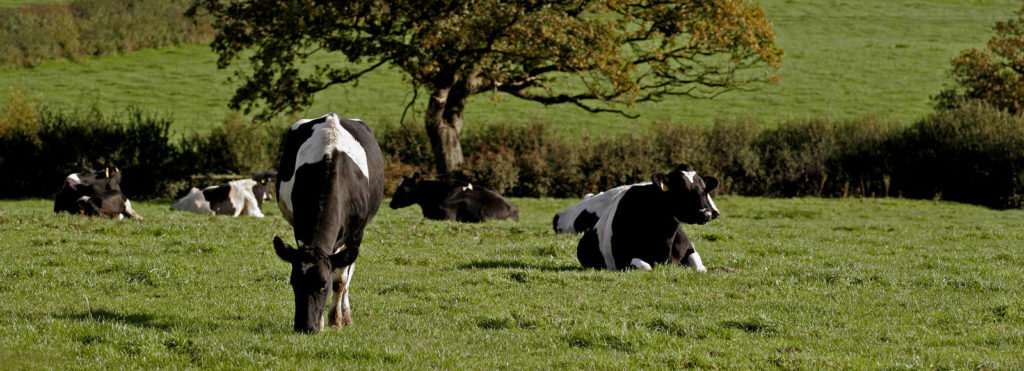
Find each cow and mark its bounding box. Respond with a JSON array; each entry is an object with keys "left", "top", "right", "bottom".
[
  {"left": 170, "top": 171, "right": 276, "bottom": 217},
  {"left": 53, "top": 167, "right": 144, "bottom": 220},
  {"left": 389, "top": 173, "right": 519, "bottom": 222},
  {"left": 561, "top": 164, "right": 719, "bottom": 271},
  {"left": 271, "top": 112, "right": 384, "bottom": 334}
]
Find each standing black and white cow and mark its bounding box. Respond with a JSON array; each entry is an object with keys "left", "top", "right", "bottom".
[
  {"left": 272, "top": 113, "right": 384, "bottom": 334},
  {"left": 389, "top": 173, "right": 519, "bottom": 222},
  {"left": 170, "top": 171, "right": 276, "bottom": 217},
  {"left": 559, "top": 164, "right": 720, "bottom": 271},
  {"left": 53, "top": 167, "right": 144, "bottom": 220}
]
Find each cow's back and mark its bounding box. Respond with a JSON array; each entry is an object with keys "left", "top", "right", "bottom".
[{"left": 277, "top": 113, "right": 383, "bottom": 249}]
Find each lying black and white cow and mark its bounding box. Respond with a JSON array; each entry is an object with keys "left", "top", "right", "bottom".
[
  {"left": 556, "top": 164, "right": 719, "bottom": 271},
  {"left": 53, "top": 167, "right": 144, "bottom": 220},
  {"left": 389, "top": 173, "right": 519, "bottom": 222},
  {"left": 170, "top": 171, "right": 276, "bottom": 217},
  {"left": 272, "top": 113, "right": 384, "bottom": 334}
]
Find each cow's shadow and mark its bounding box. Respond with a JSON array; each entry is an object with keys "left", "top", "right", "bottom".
[
  {"left": 458, "top": 260, "right": 584, "bottom": 272},
  {"left": 60, "top": 308, "right": 174, "bottom": 331}
]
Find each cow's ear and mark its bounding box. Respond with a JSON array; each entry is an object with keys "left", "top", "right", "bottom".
[
  {"left": 652, "top": 173, "right": 670, "bottom": 192},
  {"left": 273, "top": 236, "right": 297, "bottom": 263},
  {"left": 703, "top": 176, "right": 719, "bottom": 193},
  {"left": 411, "top": 172, "right": 420, "bottom": 182}
]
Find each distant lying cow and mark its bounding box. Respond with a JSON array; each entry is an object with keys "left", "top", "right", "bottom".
[
  {"left": 389, "top": 173, "right": 518, "bottom": 222},
  {"left": 54, "top": 167, "right": 144, "bottom": 220},
  {"left": 556, "top": 164, "right": 719, "bottom": 271},
  {"left": 170, "top": 171, "right": 276, "bottom": 217}
]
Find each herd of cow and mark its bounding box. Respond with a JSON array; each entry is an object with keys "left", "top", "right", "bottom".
[{"left": 52, "top": 112, "right": 721, "bottom": 333}]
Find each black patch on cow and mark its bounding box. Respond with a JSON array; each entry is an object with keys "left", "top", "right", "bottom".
[
  {"left": 202, "top": 185, "right": 235, "bottom": 215},
  {"left": 276, "top": 116, "right": 326, "bottom": 184},
  {"left": 552, "top": 214, "right": 560, "bottom": 233},
  {"left": 576, "top": 230, "right": 605, "bottom": 269},
  {"left": 573, "top": 210, "right": 599, "bottom": 233}
]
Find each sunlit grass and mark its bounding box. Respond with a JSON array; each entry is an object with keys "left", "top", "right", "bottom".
[{"left": 2, "top": 197, "right": 1022, "bottom": 368}]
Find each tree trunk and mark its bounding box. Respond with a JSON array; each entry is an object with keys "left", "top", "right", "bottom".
[{"left": 424, "top": 83, "right": 468, "bottom": 175}]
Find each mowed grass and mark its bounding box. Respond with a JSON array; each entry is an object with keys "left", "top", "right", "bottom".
[
  {"left": 1, "top": 0, "right": 1020, "bottom": 138},
  {"left": 1, "top": 197, "right": 1022, "bottom": 368},
  {"left": 0, "top": 0, "right": 70, "bottom": 8}
]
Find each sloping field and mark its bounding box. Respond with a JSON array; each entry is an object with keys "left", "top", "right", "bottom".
[
  {"left": 1, "top": 197, "right": 1022, "bottom": 368},
  {"left": 1, "top": 0, "right": 1019, "bottom": 137}
]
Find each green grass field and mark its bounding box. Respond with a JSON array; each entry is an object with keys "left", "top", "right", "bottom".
[
  {"left": 0, "top": 0, "right": 70, "bottom": 8},
  {"left": 2, "top": 197, "right": 1022, "bottom": 368},
  {"left": 2, "top": 0, "right": 1020, "bottom": 138}
]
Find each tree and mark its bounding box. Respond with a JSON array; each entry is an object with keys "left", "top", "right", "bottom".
[
  {"left": 935, "top": 4, "right": 1024, "bottom": 114},
  {"left": 189, "top": 0, "right": 783, "bottom": 174}
]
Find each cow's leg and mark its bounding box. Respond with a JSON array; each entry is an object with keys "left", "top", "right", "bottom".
[
  {"left": 673, "top": 228, "right": 707, "bottom": 272},
  {"left": 576, "top": 230, "right": 606, "bottom": 269},
  {"left": 629, "top": 258, "right": 653, "bottom": 270},
  {"left": 328, "top": 263, "right": 355, "bottom": 328}
]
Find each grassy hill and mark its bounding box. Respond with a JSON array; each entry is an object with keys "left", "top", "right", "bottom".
[
  {"left": 1, "top": 197, "right": 1022, "bottom": 368},
  {"left": 1, "top": 0, "right": 1019, "bottom": 138}
]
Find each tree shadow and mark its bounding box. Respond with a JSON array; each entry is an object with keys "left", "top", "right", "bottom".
[
  {"left": 59, "top": 308, "right": 175, "bottom": 331},
  {"left": 459, "top": 260, "right": 585, "bottom": 272}
]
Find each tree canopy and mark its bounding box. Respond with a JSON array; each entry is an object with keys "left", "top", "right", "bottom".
[
  {"left": 935, "top": 4, "right": 1024, "bottom": 114},
  {"left": 190, "top": 0, "right": 783, "bottom": 174}
]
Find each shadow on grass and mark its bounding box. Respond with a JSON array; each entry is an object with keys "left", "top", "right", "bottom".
[
  {"left": 459, "top": 260, "right": 584, "bottom": 272},
  {"left": 59, "top": 308, "right": 175, "bottom": 331}
]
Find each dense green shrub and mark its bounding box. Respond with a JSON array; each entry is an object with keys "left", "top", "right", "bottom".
[
  {"left": 0, "top": 0, "right": 212, "bottom": 68},
  {"left": 894, "top": 101, "right": 1024, "bottom": 208},
  {"left": 2, "top": 94, "right": 1022, "bottom": 208}
]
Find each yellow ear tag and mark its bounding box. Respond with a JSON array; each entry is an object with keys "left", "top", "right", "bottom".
[
  {"left": 105, "top": 168, "right": 109, "bottom": 177},
  {"left": 660, "top": 183, "right": 669, "bottom": 192}
]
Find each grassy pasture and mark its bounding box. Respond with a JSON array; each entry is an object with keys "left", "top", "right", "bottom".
[
  {"left": 1, "top": 197, "right": 1022, "bottom": 368},
  {"left": 1, "top": 0, "right": 1020, "bottom": 138},
  {"left": 0, "top": 0, "right": 70, "bottom": 8}
]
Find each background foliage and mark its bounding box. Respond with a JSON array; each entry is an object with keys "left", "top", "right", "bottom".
[{"left": 0, "top": 0, "right": 212, "bottom": 68}]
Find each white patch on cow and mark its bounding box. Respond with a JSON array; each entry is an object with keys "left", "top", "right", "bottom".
[
  {"left": 280, "top": 113, "right": 369, "bottom": 222},
  {"left": 463, "top": 183, "right": 473, "bottom": 191},
  {"left": 170, "top": 188, "right": 213, "bottom": 214},
  {"left": 596, "top": 188, "right": 633, "bottom": 270},
  {"left": 77, "top": 195, "right": 90, "bottom": 203},
  {"left": 227, "top": 179, "right": 264, "bottom": 217},
  {"left": 681, "top": 171, "right": 697, "bottom": 184},
  {"left": 706, "top": 194, "right": 720, "bottom": 214},
  {"left": 630, "top": 258, "right": 652, "bottom": 271},
  {"left": 553, "top": 184, "right": 638, "bottom": 234},
  {"left": 300, "top": 262, "right": 315, "bottom": 274},
  {"left": 331, "top": 262, "right": 355, "bottom": 326},
  {"left": 67, "top": 173, "right": 82, "bottom": 184},
  {"left": 686, "top": 245, "right": 707, "bottom": 272}
]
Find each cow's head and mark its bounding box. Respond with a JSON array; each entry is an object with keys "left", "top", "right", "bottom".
[
  {"left": 389, "top": 172, "right": 421, "bottom": 209},
  {"left": 273, "top": 236, "right": 347, "bottom": 334},
  {"left": 651, "top": 164, "right": 720, "bottom": 225},
  {"left": 252, "top": 170, "right": 277, "bottom": 204}
]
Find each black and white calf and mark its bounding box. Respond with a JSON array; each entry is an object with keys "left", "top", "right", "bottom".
[
  {"left": 389, "top": 173, "right": 519, "bottom": 222},
  {"left": 170, "top": 171, "right": 276, "bottom": 217},
  {"left": 53, "top": 167, "right": 143, "bottom": 220},
  {"left": 272, "top": 113, "right": 384, "bottom": 334},
  {"left": 560, "top": 164, "right": 720, "bottom": 271}
]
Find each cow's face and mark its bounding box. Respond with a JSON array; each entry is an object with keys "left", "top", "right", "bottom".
[
  {"left": 651, "top": 164, "right": 720, "bottom": 225},
  {"left": 273, "top": 236, "right": 332, "bottom": 333},
  {"left": 389, "top": 173, "right": 420, "bottom": 209},
  {"left": 252, "top": 170, "right": 277, "bottom": 203}
]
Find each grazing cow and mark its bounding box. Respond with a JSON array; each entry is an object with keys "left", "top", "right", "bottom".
[
  {"left": 567, "top": 164, "right": 719, "bottom": 271},
  {"left": 272, "top": 113, "right": 384, "bottom": 334},
  {"left": 389, "top": 173, "right": 519, "bottom": 222},
  {"left": 170, "top": 171, "right": 276, "bottom": 217},
  {"left": 53, "top": 167, "right": 144, "bottom": 220}
]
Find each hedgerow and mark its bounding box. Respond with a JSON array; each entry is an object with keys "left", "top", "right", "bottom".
[{"left": 2, "top": 91, "right": 1021, "bottom": 209}]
